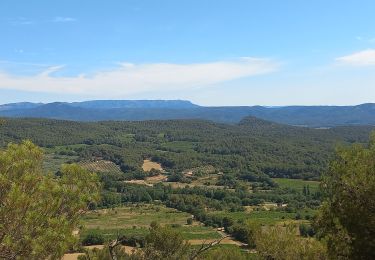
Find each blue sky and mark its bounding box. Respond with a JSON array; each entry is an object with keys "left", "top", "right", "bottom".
[{"left": 0, "top": 0, "right": 374, "bottom": 105}]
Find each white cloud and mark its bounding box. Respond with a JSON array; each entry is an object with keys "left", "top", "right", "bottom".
[
  {"left": 0, "top": 58, "right": 279, "bottom": 97},
  {"left": 53, "top": 17, "right": 77, "bottom": 23},
  {"left": 336, "top": 49, "right": 375, "bottom": 66}
]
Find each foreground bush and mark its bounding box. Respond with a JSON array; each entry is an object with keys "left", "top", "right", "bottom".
[
  {"left": 315, "top": 133, "right": 375, "bottom": 259},
  {"left": 0, "top": 141, "right": 100, "bottom": 259},
  {"left": 255, "top": 225, "right": 327, "bottom": 260}
]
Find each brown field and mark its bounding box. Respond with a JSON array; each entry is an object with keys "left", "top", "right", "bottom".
[{"left": 142, "top": 160, "right": 163, "bottom": 172}]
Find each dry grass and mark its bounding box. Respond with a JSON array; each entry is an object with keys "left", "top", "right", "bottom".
[{"left": 61, "top": 253, "right": 85, "bottom": 260}]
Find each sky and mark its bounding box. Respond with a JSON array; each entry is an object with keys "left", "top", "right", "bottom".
[{"left": 0, "top": 0, "right": 375, "bottom": 106}]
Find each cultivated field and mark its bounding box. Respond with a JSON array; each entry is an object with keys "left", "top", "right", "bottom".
[{"left": 80, "top": 204, "right": 224, "bottom": 242}]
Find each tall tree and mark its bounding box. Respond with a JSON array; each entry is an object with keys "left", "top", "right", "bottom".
[
  {"left": 0, "top": 141, "right": 100, "bottom": 259},
  {"left": 315, "top": 133, "right": 375, "bottom": 259}
]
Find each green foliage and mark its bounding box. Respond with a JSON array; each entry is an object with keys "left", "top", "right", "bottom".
[
  {"left": 141, "top": 223, "right": 191, "bottom": 260},
  {"left": 227, "top": 222, "right": 260, "bottom": 247},
  {"left": 255, "top": 225, "right": 327, "bottom": 260},
  {"left": 299, "top": 224, "right": 316, "bottom": 238},
  {"left": 315, "top": 132, "right": 375, "bottom": 259},
  {"left": 82, "top": 230, "right": 105, "bottom": 246},
  {"left": 78, "top": 245, "right": 129, "bottom": 260},
  {"left": 1, "top": 118, "right": 373, "bottom": 180},
  {"left": 0, "top": 141, "right": 100, "bottom": 259}
]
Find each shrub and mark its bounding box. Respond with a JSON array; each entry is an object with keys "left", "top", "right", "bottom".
[
  {"left": 187, "top": 218, "right": 193, "bottom": 225},
  {"left": 82, "top": 231, "right": 105, "bottom": 246}
]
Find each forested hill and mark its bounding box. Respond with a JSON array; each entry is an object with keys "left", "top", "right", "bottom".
[
  {"left": 0, "top": 100, "right": 374, "bottom": 127},
  {"left": 0, "top": 117, "right": 374, "bottom": 180}
]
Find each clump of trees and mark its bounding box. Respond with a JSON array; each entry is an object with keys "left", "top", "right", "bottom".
[{"left": 0, "top": 141, "right": 100, "bottom": 259}]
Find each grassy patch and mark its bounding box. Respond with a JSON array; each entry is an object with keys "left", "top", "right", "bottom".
[
  {"left": 273, "top": 178, "right": 320, "bottom": 193},
  {"left": 160, "top": 141, "right": 196, "bottom": 152},
  {"left": 82, "top": 204, "right": 191, "bottom": 229}
]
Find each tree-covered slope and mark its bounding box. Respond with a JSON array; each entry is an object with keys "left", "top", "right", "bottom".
[{"left": 1, "top": 117, "right": 373, "bottom": 180}]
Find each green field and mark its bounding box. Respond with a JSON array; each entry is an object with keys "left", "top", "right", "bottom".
[
  {"left": 160, "top": 141, "right": 196, "bottom": 152},
  {"left": 82, "top": 204, "right": 191, "bottom": 228},
  {"left": 81, "top": 204, "right": 222, "bottom": 242},
  {"left": 273, "top": 178, "right": 320, "bottom": 193},
  {"left": 209, "top": 208, "right": 317, "bottom": 225}
]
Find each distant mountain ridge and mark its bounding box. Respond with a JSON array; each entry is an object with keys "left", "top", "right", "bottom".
[
  {"left": 69, "top": 100, "right": 198, "bottom": 109},
  {"left": 0, "top": 100, "right": 374, "bottom": 127}
]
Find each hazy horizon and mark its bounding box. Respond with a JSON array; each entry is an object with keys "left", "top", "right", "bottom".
[{"left": 1, "top": 99, "right": 375, "bottom": 107}]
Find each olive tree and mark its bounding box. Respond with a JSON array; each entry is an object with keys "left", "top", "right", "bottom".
[
  {"left": 315, "top": 132, "right": 375, "bottom": 259},
  {"left": 0, "top": 141, "right": 100, "bottom": 259}
]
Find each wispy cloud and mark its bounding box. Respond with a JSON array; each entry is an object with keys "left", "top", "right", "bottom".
[
  {"left": 53, "top": 17, "right": 77, "bottom": 23},
  {"left": 336, "top": 49, "right": 375, "bottom": 66},
  {"left": 0, "top": 58, "right": 279, "bottom": 97},
  {"left": 9, "top": 17, "right": 34, "bottom": 25}
]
